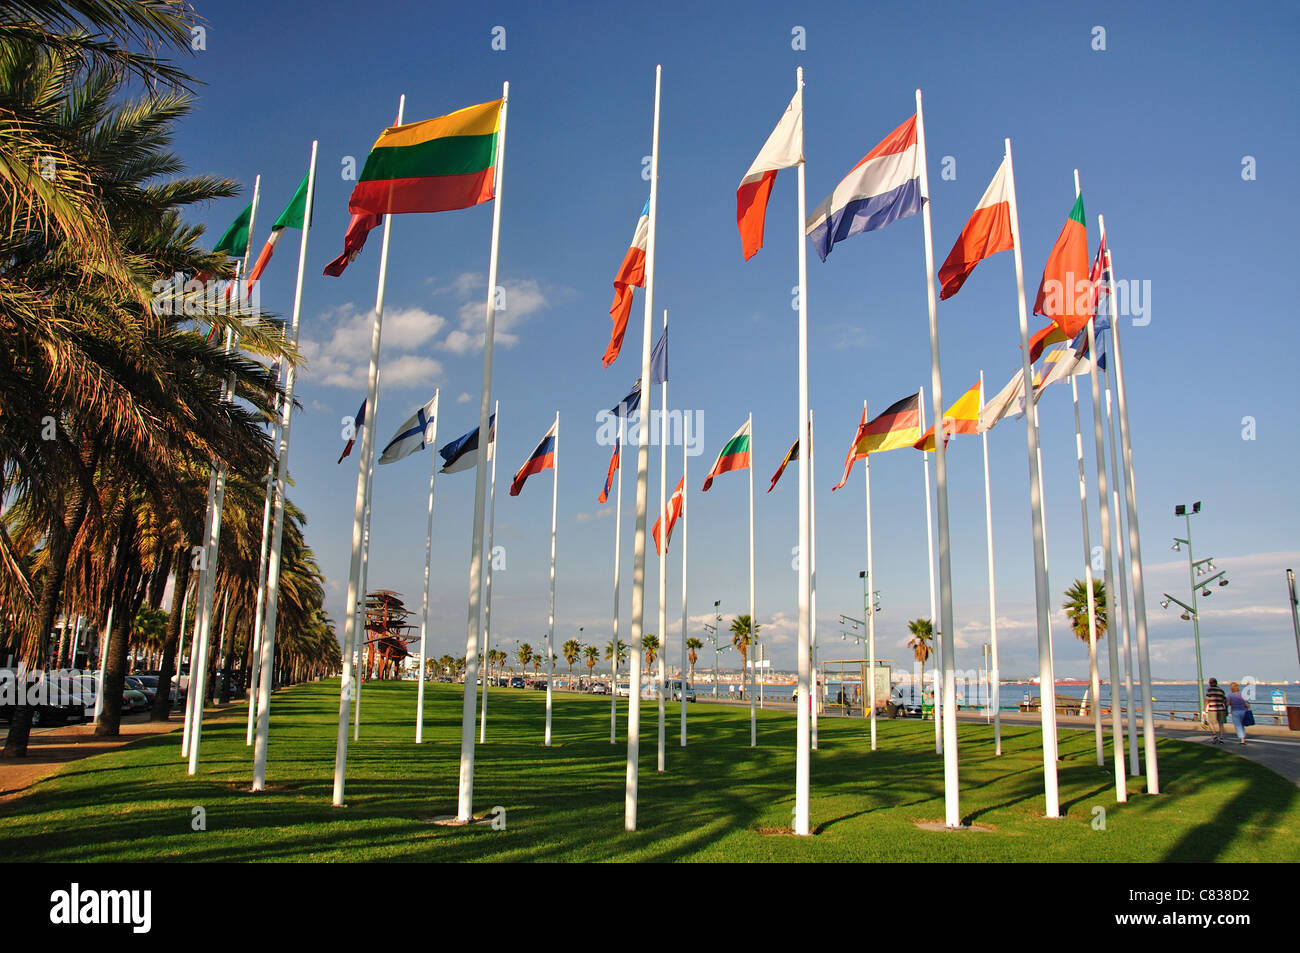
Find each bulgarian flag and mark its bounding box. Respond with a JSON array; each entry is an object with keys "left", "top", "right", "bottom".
[
  {"left": 701, "top": 420, "right": 752, "bottom": 492},
  {"left": 1033, "top": 194, "right": 1092, "bottom": 338},
  {"left": 348, "top": 99, "right": 502, "bottom": 217},
  {"left": 914, "top": 383, "right": 981, "bottom": 451},
  {"left": 247, "top": 174, "right": 310, "bottom": 288},
  {"left": 736, "top": 87, "right": 803, "bottom": 261},
  {"left": 938, "top": 157, "right": 1012, "bottom": 299},
  {"left": 602, "top": 200, "right": 649, "bottom": 367},
  {"left": 652, "top": 477, "right": 685, "bottom": 555}
]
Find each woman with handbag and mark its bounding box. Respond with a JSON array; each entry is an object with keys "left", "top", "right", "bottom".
[{"left": 1228, "top": 681, "right": 1252, "bottom": 744}]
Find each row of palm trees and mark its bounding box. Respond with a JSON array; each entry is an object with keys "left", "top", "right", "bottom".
[{"left": 0, "top": 2, "right": 338, "bottom": 757}]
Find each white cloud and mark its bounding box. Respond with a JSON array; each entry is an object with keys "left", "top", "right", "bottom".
[
  {"left": 441, "top": 278, "right": 556, "bottom": 354},
  {"left": 457, "top": 392, "right": 472, "bottom": 403},
  {"left": 298, "top": 303, "right": 446, "bottom": 390},
  {"left": 575, "top": 508, "right": 613, "bottom": 523}
]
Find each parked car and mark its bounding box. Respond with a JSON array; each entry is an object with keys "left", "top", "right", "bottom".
[
  {"left": 509, "top": 676, "right": 525, "bottom": 689},
  {"left": 530, "top": 679, "right": 547, "bottom": 690},
  {"left": 0, "top": 672, "right": 88, "bottom": 726},
  {"left": 665, "top": 679, "right": 696, "bottom": 702},
  {"left": 125, "top": 675, "right": 157, "bottom": 703},
  {"left": 588, "top": 682, "right": 610, "bottom": 695}
]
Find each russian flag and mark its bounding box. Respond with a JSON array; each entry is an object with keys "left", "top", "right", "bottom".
[
  {"left": 805, "top": 114, "right": 920, "bottom": 262},
  {"left": 510, "top": 419, "right": 557, "bottom": 496},
  {"left": 938, "top": 157, "right": 1013, "bottom": 299}
]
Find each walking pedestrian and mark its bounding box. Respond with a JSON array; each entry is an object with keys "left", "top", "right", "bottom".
[
  {"left": 1204, "top": 677, "right": 1228, "bottom": 744},
  {"left": 1227, "top": 681, "right": 1251, "bottom": 745}
]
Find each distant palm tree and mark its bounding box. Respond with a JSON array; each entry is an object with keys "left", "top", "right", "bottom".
[
  {"left": 518, "top": 643, "right": 533, "bottom": 674},
  {"left": 604, "top": 639, "right": 628, "bottom": 671},
  {"left": 583, "top": 645, "right": 599, "bottom": 679},
  {"left": 730, "top": 615, "right": 758, "bottom": 698},
  {"left": 907, "top": 619, "right": 934, "bottom": 705},
  {"left": 562, "top": 638, "right": 581, "bottom": 676},
  {"left": 686, "top": 637, "right": 703, "bottom": 683},
  {"left": 1063, "top": 578, "right": 1108, "bottom": 643},
  {"left": 642, "top": 633, "right": 661, "bottom": 668}
]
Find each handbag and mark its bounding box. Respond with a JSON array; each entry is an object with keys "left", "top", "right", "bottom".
[{"left": 1242, "top": 709, "right": 1255, "bottom": 727}]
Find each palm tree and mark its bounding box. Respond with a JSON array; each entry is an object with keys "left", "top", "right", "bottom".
[
  {"left": 729, "top": 615, "right": 758, "bottom": 698},
  {"left": 583, "top": 645, "right": 599, "bottom": 680},
  {"left": 1063, "top": 578, "right": 1108, "bottom": 643},
  {"left": 686, "top": 637, "right": 703, "bottom": 684},
  {"left": 642, "top": 633, "right": 659, "bottom": 667},
  {"left": 604, "top": 638, "right": 628, "bottom": 672},
  {"left": 907, "top": 618, "right": 934, "bottom": 706},
  {"left": 562, "top": 638, "right": 581, "bottom": 677},
  {"left": 518, "top": 643, "right": 533, "bottom": 674}
]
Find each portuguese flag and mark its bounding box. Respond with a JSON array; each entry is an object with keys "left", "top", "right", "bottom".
[
  {"left": 701, "top": 420, "right": 751, "bottom": 492},
  {"left": 348, "top": 99, "right": 502, "bottom": 217},
  {"left": 1033, "top": 194, "right": 1092, "bottom": 338}
]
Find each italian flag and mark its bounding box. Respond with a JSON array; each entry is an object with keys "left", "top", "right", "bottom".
[
  {"left": 1033, "top": 194, "right": 1092, "bottom": 338},
  {"left": 736, "top": 87, "right": 803, "bottom": 261},
  {"left": 938, "top": 157, "right": 1013, "bottom": 299},
  {"left": 247, "top": 174, "right": 310, "bottom": 287},
  {"left": 701, "top": 420, "right": 752, "bottom": 492}
]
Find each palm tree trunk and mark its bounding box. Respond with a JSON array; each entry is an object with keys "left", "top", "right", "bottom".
[
  {"left": 96, "top": 508, "right": 141, "bottom": 738},
  {"left": 152, "top": 551, "right": 190, "bottom": 721}
]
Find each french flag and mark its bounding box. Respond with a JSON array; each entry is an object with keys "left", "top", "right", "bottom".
[
  {"left": 804, "top": 114, "right": 920, "bottom": 262},
  {"left": 510, "top": 418, "right": 557, "bottom": 497}
]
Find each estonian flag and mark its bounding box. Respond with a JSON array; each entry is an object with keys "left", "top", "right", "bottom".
[{"left": 438, "top": 414, "right": 495, "bottom": 473}]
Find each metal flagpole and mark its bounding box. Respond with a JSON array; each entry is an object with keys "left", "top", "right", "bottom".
[
  {"left": 94, "top": 605, "right": 114, "bottom": 721},
  {"left": 918, "top": 387, "right": 941, "bottom": 753},
  {"left": 1106, "top": 383, "right": 1139, "bottom": 775},
  {"left": 865, "top": 400, "right": 878, "bottom": 751},
  {"left": 480, "top": 399, "right": 499, "bottom": 743},
  {"left": 1084, "top": 264, "right": 1127, "bottom": 802},
  {"left": 1005, "top": 138, "right": 1060, "bottom": 817},
  {"left": 253, "top": 142, "right": 317, "bottom": 790},
  {"left": 625, "top": 65, "right": 660, "bottom": 831},
  {"left": 610, "top": 420, "right": 622, "bottom": 744},
  {"left": 793, "top": 65, "right": 812, "bottom": 836},
  {"left": 416, "top": 389, "right": 440, "bottom": 743},
  {"left": 680, "top": 435, "right": 688, "bottom": 747},
  {"left": 545, "top": 412, "right": 559, "bottom": 747},
  {"left": 810, "top": 409, "right": 819, "bottom": 752},
  {"left": 457, "top": 84, "right": 509, "bottom": 821},
  {"left": 979, "top": 373, "right": 1002, "bottom": 755},
  {"left": 355, "top": 398, "right": 378, "bottom": 741},
  {"left": 181, "top": 582, "right": 203, "bottom": 754},
  {"left": 1069, "top": 170, "right": 1104, "bottom": 769},
  {"left": 1101, "top": 216, "right": 1158, "bottom": 793},
  {"left": 1070, "top": 371, "right": 1104, "bottom": 766},
  {"left": 748, "top": 412, "right": 757, "bottom": 749},
  {"left": 657, "top": 309, "right": 667, "bottom": 772},
  {"left": 246, "top": 450, "right": 277, "bottom": 745}
]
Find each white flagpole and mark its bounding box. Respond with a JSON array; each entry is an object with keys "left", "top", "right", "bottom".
[
  {"left": 610, "top": 422, "right": 622, "bottom": 744},
  {"left": 680, "top": 434, "right": 688, "bottom": 747},
  {"left": 748, "top": 412, "right": 757, "bottom": 749},
  {"left": 1071, "top": 370, "right": 1104, "bottom": 766},
  {"left": 1106, "top": 377, "right": 1140, "bottom": 775},
  {"left": 1084, "top": 259, "right": 1127, "bottom": 802},
  {"left": 626, "top": 65, "right": 660, "bottom": 832},
  {"left": 810, "top": 408, "right": 819, "bottom": 752},
  {"left": 253, "top": 141, "right": 318, "bottom": 791},
  {"left": 355, "top": 399, "right": 378, "bottom": 741},
  {"left": 1101, "top": 216, "right": 1158, "bottom": 793},
  {"left": 1005, "top": 138, "right": 1061, "bottom": 817},
  {"left": 918, "top": 387, "right": 941, "bottom": 753},
  {"left": 545, "top": 411, "right": 559, "bottom": 747},
  {"left": 864, "top": 401, "right": 877, "bottom": 752},
  {"left": 181, "top": 580, "right": 204, "bottom": 755},
  {"left": 793, "top": 65, "right": 812, "bottom": 837},
  {"left": 1069, "top": 171, "right": 1104, "bottom": 768},
  {"left": 480, "top": 399, "right": 499, "bottom": 744},
  {"left": 331, "top": 97, "right": 403, "bottom": 805},
  {"left": 246, "top": 448, "right": 277, "bottom": 745},
  {"left": 657, "top": 309, "right": 668, "bottom": 772},
  {"left": 216, "top": 590, "right": 229, "bottom": 686},
  {"left": 94, "top": 605, "right": 115, "bottom": 721},
  {"left": 457, "top": 84, "right": 509, "bottom": 821},
  {"left": 416, "top": 389, "right": 441, "bottom": 743},
  {"left": 979, "top": 373, "right": 1002, "bottom": 755}
]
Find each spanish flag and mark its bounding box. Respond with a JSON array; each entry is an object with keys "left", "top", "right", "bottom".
[
  {"left": 832, "top": 393, "right": 920, "bottom": 490},
  {"left": 914, "top": 383, "right": 981, "bottom": 452}
]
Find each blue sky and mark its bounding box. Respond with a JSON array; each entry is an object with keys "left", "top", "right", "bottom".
[{"left": 179, "top": 0, "right": 1299, "bottom": 681}]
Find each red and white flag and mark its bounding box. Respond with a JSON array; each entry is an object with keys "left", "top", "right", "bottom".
[
  {"left": 652, "top": 477, "right": 685, "bottom": 556},
  {"left": 937, "top": 157, "right": 1013, "bottom": 299},
  {"left": 736, "top": 87, "right": 803, "bottom": 261}
]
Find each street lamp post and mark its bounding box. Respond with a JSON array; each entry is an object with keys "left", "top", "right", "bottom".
[
  {"left": 1288, "top": 570, "right": 1300, "bottom": 679},
  {"left": 1163, "top": 501, "right": 1229, "bottom": 723},
  {"left": 702, "top": 599, "right": 722, "bottom": 699},
  {"left": 839, "top": 616, "right": 866, "bottom": 717}
]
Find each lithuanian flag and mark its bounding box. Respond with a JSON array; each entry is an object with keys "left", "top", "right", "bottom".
[{"left": 348, "top": 99, "right": 502, "bottom": 217}]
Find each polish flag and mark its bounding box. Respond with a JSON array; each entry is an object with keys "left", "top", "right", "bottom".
[
  {"left": 736, "top": 86, "right": 803, "bottom": 261},
  {"left": 653, "top": 477, "right": 685, "bottom": 556},
  {"left": 937, "top": 157, "right": 1013, "bottom": 299}
]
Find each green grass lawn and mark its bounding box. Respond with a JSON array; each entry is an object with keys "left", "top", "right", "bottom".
[{"left": 2, "top": 680, "right": 1296, "bottom": 862}]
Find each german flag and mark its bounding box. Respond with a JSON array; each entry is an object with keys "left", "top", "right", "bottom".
[{"left": 832, "top": 393, "right": 920, "bottom": 490}]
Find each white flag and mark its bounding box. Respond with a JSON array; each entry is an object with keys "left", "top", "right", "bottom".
[{"left": 978, "top": 368, "right": 1026, "bottom": 433}]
